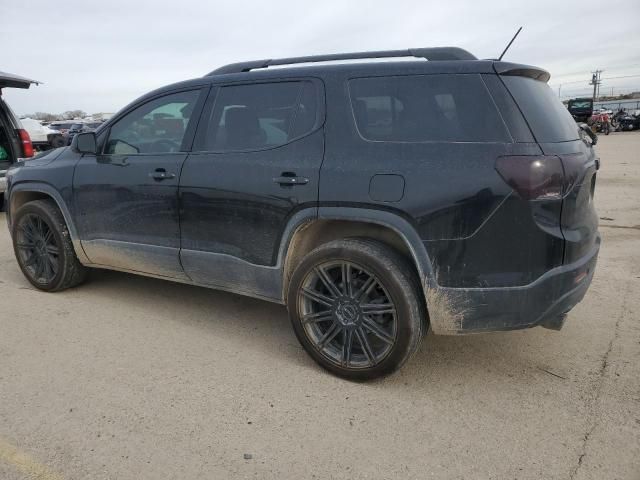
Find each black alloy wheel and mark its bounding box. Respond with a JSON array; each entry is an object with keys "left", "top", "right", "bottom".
[
  {"left": 288, "top": 239, "right": 425, "bottom": 380},
  {"left": 11, "top": 200, "right": 87, "bottom": 292},
  {"left": 15, "top": 213, "right": 60, "bottom": 285},
  {"left": 298, "top": 260, "right": 398, "bottom": 369}
]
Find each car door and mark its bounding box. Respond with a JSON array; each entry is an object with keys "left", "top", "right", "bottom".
[
  {"left": 73, "top": 87, "right": 206, "bottom": 279},
  {"left": 180, "top": 79, "right": 324, "bottom": 297}
]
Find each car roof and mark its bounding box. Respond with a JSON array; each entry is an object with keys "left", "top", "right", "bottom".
[
  {"left": 207, "top": 59, "right": 499, "bottom": 82},
  {"left": 152, "top": 59, "right": 548, "bottom": 96},
  {"left": 110, "top": 53, "right": 549, "bottom": 123}
]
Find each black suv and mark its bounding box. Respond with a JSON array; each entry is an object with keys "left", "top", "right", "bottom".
[{"left": 4, "top": 47, "right": 600, "bottom": 379}]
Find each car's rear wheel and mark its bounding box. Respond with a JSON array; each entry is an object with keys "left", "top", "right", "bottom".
[
  {"left": 288, "top": 238, "right": 425, "bottom": 380},
  {"left": 12, "top": 199, "right": 87, "bottom": 292},
  {"left": 49, "top": 135, "right": 66, "bottom": 148}
]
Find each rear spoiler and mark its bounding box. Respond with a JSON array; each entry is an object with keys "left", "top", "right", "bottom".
[
  {"left": 0, "top": 71, "right": 41, "bottom": 89},
  {"left": 493, "top": 62, "right": 550, "bottom": 83}
]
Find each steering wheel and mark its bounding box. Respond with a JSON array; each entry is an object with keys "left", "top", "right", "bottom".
[{"left": 151, "top": 139, "right": 180, "bottom": 153}]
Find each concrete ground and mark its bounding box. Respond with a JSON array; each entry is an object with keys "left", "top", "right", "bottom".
[{"left": 0, "top": 132, "right": 638, "bottom": 480}]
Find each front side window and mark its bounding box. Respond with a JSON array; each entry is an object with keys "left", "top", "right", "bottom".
[
  {"left": 202, "top": 81, "right": 317, "bottom": 152},
  {"left": 349, "top": 74, "right": 510, "bottom": 143},
  {"left": 105, "top": 90, "right": 200, "bottom": 155}
]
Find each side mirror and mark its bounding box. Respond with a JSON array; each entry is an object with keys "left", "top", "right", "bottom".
[
  {"left": 73, "top": 132, "right": 97, "bottom": 154},
  {"left": 578, "top": 123, "right": 597, "bottom": 146}
]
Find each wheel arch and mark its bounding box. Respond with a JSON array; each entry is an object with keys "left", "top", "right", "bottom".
[
  {"left": 8, "top": 182, "right": 90, "bottom": 264},
  {"left": 280, "top": 207, "right": 435, "bottom": 300}
]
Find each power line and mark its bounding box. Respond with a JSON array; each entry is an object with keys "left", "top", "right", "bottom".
[
  {"left": 601, "top": 74, "right": 640, "bottom": 81},
  {"left": 550, "top": 73, "right": 640, "bottom": 87}
]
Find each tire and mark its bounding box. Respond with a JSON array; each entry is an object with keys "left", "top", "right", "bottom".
[
  {"left": 287, "top": 238, "right": 426, "bottom": 380},
  {"left": 11, "top": 199, "right": 87, "bottom": 292},
  {"left": 50, "top": 135, "right": 66, "bottom": 149}
]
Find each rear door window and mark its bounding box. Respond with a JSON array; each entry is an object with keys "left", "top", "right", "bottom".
[
  {"left": 349, "top": 74, "right": 510, "bottom": 143},
  {"left": 201, "top": 81, "right": 318, "bottom": 152},
  {"left": 502, "top": 76, "right": 580, "bottom": 143}
]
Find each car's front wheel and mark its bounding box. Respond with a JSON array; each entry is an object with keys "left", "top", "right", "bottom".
[
  {"left": 11, "top": 199, "right": 87, "bottom": 292},
  {"left": 287, "top": 239, "right": 426, "bottom": 380}
]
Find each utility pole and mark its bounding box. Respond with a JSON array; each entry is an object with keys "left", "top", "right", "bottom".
[{"left": 590, "top": 70, "right": 603, "bottom": 102}]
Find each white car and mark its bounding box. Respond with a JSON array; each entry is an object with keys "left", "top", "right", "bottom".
[{"left": 20, "top": 118, "right": 66, "bottom": 150}]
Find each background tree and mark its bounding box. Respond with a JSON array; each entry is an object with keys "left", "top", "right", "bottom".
[
  {"left": 62, "top": 110, "right": 87, "bottom": 120},
  {"left": 32, "top": 112, "right": 59, "bottom": 122}
]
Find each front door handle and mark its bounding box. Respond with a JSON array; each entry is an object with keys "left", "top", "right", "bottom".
[
  {"left": 150, "top": 168, "right": 176, "bottom": 181},
  {"left": 273, "top": 173, "right": 309, "bottom": 186}
]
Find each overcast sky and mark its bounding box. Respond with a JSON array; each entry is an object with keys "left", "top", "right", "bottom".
[{"left": 2, "top": 0, "right": 639, "bottom": 115}]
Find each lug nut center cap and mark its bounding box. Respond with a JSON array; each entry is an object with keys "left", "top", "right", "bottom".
[{"left": 335, "top": 300, "right": 359, "bottom": 326}]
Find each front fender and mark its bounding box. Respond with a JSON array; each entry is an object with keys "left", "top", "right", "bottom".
[{"left": 7, "top": 181, "right": 90, "bottom": 264}]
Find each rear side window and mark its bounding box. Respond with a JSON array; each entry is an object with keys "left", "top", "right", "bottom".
[
  {"left": 349, "top": 74, "right": 509, "bottom": 143},
  {"left": 202, "top": 81, "right": 318, "bottom": 152},
  {"left": 502, "top": 76, "right": 580, "bottom": 143}
]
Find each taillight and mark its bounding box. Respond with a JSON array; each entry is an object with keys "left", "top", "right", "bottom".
[
  {"left": 17, "top": 129, "right": 34, "bottom": 158},
  {"left": 496, "top": 155, "right": 566, "bottom": 201}
]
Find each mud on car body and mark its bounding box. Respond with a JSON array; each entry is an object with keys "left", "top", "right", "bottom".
[{"left": 5, "top": 47, "right": 600, "bottom": 379}]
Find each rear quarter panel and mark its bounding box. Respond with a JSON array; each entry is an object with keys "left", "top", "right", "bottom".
[{"left": 320, "top": 70, "right": 565, "bottom": 288}]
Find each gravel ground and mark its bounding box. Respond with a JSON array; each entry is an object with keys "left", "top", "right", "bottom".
[{"left": 0, "top": 132, "right": 638, "bottom": 480}]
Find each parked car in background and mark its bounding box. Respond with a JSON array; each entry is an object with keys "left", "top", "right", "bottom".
[
  {"left": 65, "top": 122, "right": 86, "bottom": 145},
  {"left": 20, "top": 118, "right": 66, "bottom": 150},
  {"left": 66, "top": 121, "right": 104, "bottom": 145},
  {"left": 84, "top": 121, "right": 103, "bottom": 130},
  {"left": 49, "top": 121, "right": 75, "bottom": 135},
  {"left": 568, "top": 97, "right": 593, "bottom": 122},
  {"left": 4, "top": 47, "right": 600, "bottom": 379},
  {"left": 0, "top": 70, "right": 37, "bottom": 210}
]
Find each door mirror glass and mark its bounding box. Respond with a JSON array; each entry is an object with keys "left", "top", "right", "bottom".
[{"left": 74, "top": 132, "right": 97, "bottom": 154}]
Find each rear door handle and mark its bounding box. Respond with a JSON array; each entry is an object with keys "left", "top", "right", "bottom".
[
  {"left": 150, "top": 168, "right": 176, "bottom": 181},
  {"left": 273, "top": 174, "right": 309, "bottom": 186}
]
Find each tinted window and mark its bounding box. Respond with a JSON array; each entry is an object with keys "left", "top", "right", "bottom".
[
  {"left": 50, "top": 123, "right": 74, "bottom": 130},
  {"left": 502, "top": 76, "right": 580, "bottom": 143},
  {"left": 105, "top": 90, "right": 200, "bottom": 155},
  {"left": 570, "top": 100, "right": 591, "bottom": 109},
  {"left": 202, "top": 81, "right": 317, "bottom": 152},
  {"left": 349, "top": 74, "right": 509, "bottom": 143}
]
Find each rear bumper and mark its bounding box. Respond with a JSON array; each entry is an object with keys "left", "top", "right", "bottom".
[{"left": 427, "top": 236, "right": 600, "bottom": 334}]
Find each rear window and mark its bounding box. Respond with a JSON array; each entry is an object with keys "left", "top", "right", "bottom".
[
  {"left": 502, "top": 76, "right": 580, "bottom": 143},
  {"left": 349, "top": 74, "right": 510, "bottom": 143},
  {"left": 50, "top": 123, "right": 73, "bottom": 130}
]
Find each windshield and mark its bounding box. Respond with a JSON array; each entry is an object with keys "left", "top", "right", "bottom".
[{"left": 569, "top": 101, "right": 591, "bottom": 109}]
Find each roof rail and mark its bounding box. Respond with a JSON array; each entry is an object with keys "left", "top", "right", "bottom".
[{"left": 206, "top": 47, "right": 477, "bottom": 76}]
